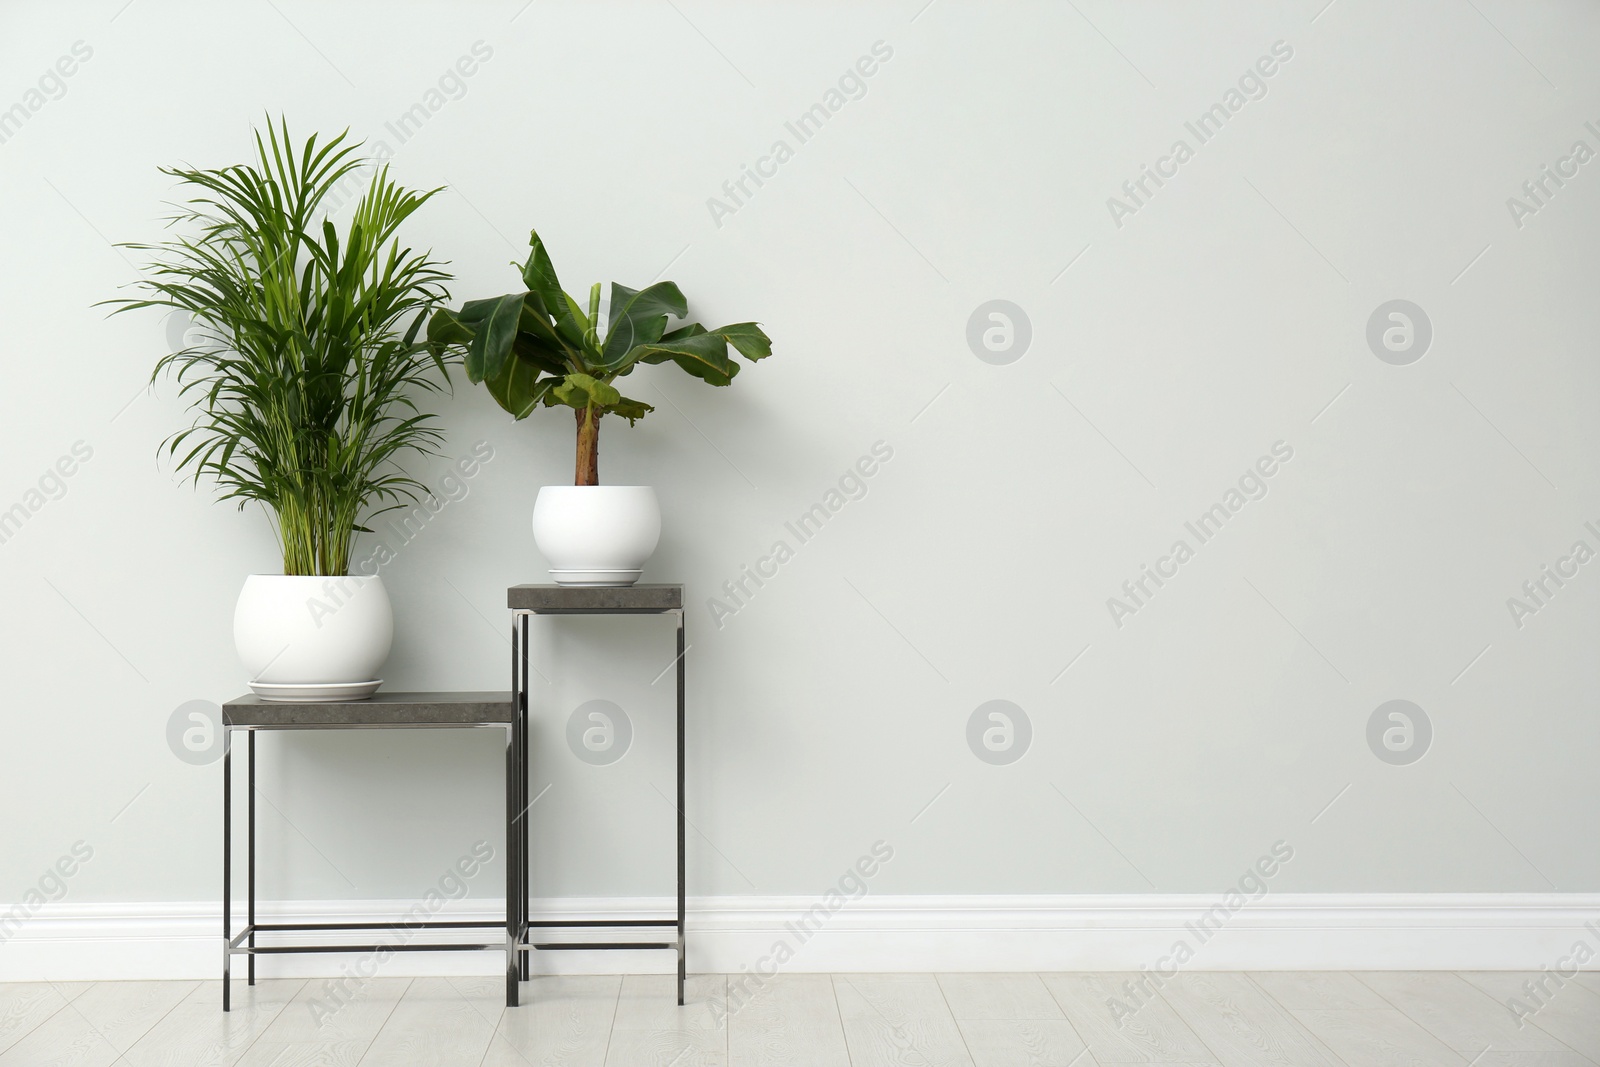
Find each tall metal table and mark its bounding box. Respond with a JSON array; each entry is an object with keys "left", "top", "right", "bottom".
[
  {"left": 220, "top": 692, "right": 524, "bottom": 1010},
  {"left": 508, "top": 584, "right": 687, "bottom": 1005}
]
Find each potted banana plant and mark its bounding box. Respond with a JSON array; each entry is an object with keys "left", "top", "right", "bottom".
[
  {"left": 429, "top": 230, "right": 771, "bottom": 585},
  {"left": 110, "top": 121, "right": 454, "bottom": 699}
]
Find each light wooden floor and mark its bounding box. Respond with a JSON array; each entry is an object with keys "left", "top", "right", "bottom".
[{"left": 0, "top": 971, "right": 1595, "bottom": 1066}]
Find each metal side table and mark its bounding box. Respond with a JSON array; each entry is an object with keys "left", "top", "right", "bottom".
[
  {"left": 508, "top": 584, "right": 687, "bottom": 1005},
  {"left": 220, "top": 692, "right": 523, "bottom": 1010}
]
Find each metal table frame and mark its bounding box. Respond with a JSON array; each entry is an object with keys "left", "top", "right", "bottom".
[
  {"left": 220, "top": 693, "right": 522, "bottom": 1010},
  {"left": 509, "top": 583, "right": 687, "bottom": 1005}
]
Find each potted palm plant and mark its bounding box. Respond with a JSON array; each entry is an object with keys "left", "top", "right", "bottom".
[
  {"left": 428, "top": 230, "right": 771, "bottom": 585},
  {"left": 111, "top": 121, "right": 454, "bottom": 699}
]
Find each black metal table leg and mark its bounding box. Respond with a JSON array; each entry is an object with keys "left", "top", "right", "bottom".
[
  {"left": 222, "top": 726, "right": 231, "bottom": 1012},
  {"left": 676, "top": 609, "right": 686, "bottom": 1006},
  {"left": 248, "top": 730, "right": 256, "bottom": 986},
  {"left": 519, "top": 613, "right": 530, "bottom": 983},
  {"left": 511, "top": 618, "right": 522, "bottom": 987},
  {"left": 505, "top": 715, "right": 519, "bottom": 1007}
]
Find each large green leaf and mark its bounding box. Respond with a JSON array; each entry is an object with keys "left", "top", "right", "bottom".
[
  {"left": 484, "top": 354, "right": 557, "bottom": 420},
  {"left": 635, "top": 322, "right": 706, "bottom": 364},
  {"left": 611, "top": 394, "right": 655, "bottom": 424},
  {"left": 465, "top": 293, "right": 523, "bottom": 383},
  {"left": 521, "top": 229, "right": 564, "bottom": 311},
  {"left": 626, "top": 332, "right": 740, "bottom": 385},
  {"left": 549, "top": 371, "right": 621, "bottom": 410},
  {"left": 600, "top": 281, "right": 686, "bottom": 368},
  {"left": 716, "top": 322, "right": 772, "bottom": 362},
  {"left": 512, "top": 332, "right": 569, "bottom": 377},
  {"left": 428, "top": 296, "right": 509, "bottom": 366},
  {"left": 550, "top": 290, "right": 592, "bottom": 354},
  {"left": 517, "top": 295, "right": 568, "bottom": 355},
  {"left": 426, "top": 307, "right": 474, "bottom": 354},
  {"left": 457, "top": 296, "right": 504, "bottom": 326}
]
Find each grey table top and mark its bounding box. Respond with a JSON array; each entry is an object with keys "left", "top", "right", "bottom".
[
  {"left": 222, "top": 691, "right": 513, "bottom": 727},
  {"left": 508, "top": 584, "right": 683, "bottom": 612}
]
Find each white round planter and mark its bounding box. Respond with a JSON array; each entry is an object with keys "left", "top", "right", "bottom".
[
  {"left": 234, "top": 574, "right": 393, "bottom": 697},
  {"left": 532, "top": 485, "right": 661, "bottom": 586}
]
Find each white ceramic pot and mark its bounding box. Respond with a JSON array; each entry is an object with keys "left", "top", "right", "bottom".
[
  {"left": 532, "top": 485, "right": 661, "bottom": 586},
  {"left": 234, "top": 574, "right": 393, "bottom": 687}
]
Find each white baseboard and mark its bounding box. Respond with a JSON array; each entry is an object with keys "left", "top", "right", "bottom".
[{"left": 1, "top": 894, "right": 1596, "bottom": 982}]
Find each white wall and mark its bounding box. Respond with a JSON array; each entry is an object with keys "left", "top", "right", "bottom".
[{"left": 1, "top": 0, "right": 1597, "bottom": 955}]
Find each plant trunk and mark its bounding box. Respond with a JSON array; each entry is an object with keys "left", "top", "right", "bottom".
[{"left": 575, "top": 406, "right": 600, "bottom": 486}]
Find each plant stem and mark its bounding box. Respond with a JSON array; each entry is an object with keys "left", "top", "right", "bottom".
[{"left": 575, "top": 406, "right": 601, "bottom": 486}]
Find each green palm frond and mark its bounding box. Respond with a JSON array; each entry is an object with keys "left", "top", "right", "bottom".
[{"left": 107, "top": 118, "right": 453, "bottom": 575}]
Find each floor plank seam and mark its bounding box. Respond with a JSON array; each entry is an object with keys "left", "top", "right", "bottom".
[
  {"left": 1241, "top": 973, "right": 1355, "bottom": 1067},
  {"left": 827, "top": 973, "right": 855, "bottom": 1067},
  {"left": 931, "top": 973, "right": 977, "bottom": 1066},
  {"left": 352, "top": 975, "right": 414, "bottom": 1067}
]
